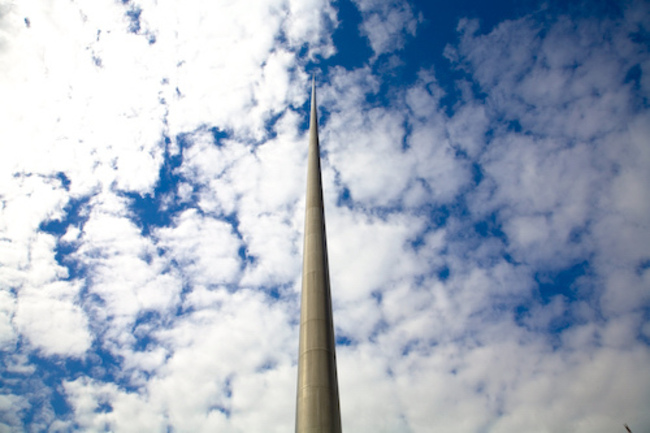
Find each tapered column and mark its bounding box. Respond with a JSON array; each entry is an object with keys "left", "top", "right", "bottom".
[{"left": 295, "top": 78, "right": 342, "bottom": 433}]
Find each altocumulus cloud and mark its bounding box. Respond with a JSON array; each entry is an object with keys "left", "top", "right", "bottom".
[{"left": 0, "top": 0, "right": 649, "bottom": 431}]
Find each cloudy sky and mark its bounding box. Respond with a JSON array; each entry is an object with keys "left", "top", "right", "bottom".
[{"left": 1, "top": 0, "right": 649, "bottom": 431}]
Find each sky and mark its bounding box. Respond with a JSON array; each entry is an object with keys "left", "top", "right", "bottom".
[{"left": 1, "top": 0, "right": 649, "bottom": 431}]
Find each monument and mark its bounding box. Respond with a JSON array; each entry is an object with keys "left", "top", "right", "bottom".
[{"left": 295, "top": 78, "right": 342, "bottom": 433}]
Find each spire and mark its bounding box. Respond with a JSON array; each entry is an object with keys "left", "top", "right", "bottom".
[
  {"left": 310, "top": 75, "right": 317, "bottom": 134},
  {"left": 295, "top": 79, "right": 342, "bottom": 433}
]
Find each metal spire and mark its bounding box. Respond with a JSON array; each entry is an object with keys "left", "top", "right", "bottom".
[{"left": 295, "top": 77, "right": 342, "bottom": 433}]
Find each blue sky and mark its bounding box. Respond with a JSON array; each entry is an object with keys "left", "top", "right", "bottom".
[{"left": 1, "top": 0, "right": 649, "bottom": 431}]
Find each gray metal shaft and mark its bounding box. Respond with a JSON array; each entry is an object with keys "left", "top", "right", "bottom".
[{"left": 295, "top": 79, "right": 342, "bottom": 433}]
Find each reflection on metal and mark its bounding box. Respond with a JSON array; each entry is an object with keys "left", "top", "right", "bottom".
[{"left": 295, "top": 78, "right": 342, "bottom": 433}]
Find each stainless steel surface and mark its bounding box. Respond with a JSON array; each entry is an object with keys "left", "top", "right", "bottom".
[{"left": 295, "top": 79, "right": 342, "bottom": 433}]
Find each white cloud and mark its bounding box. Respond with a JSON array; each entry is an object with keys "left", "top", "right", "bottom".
[
  {"left": 353, "top": 0, "right": 422, "bottom": 59},
  {"left": 0, "top": 173, "right": 72, "bottom": 355},
  {"left": 0, "top": 393, "right": 30, "bottom": 433},
  {"left": 65, "top": 377, "right": 167, "bottom": 433},
  {"left": 329, "top": 209, "right": 425, "bottom": 302},
  {"left": 323, "top": 67, "right": 471, "bottom": 208},
  {"left": 135, "top": 0, "right": 334, "bottom": 141},
  {"left": 148, "top": 289, "right": 295, "bottom": 432},
  {"left": 14, "top": 280, "right": 91, "bottom": 358},
  {"left": 284, "top": 0, "right": 338, "bottom": 58},
  {"left": 62, "top": 193, "right": 183, "bottom": 369},
  {"left": 475, "top": 135, "right": 598, "bottom": 267},
  {"left": 0, "top": 290, "right": 15, "bottom": 350},
  {"left": 174, "top": 112, "right": 307, "bottom": 288},
  {"left": 156, "top": 209, "right": 242, "bottom": 288}
]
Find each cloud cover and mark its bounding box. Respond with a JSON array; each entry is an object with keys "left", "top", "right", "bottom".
[{"left": 1, "top": 0, "right": 649, "bottom": 431}]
